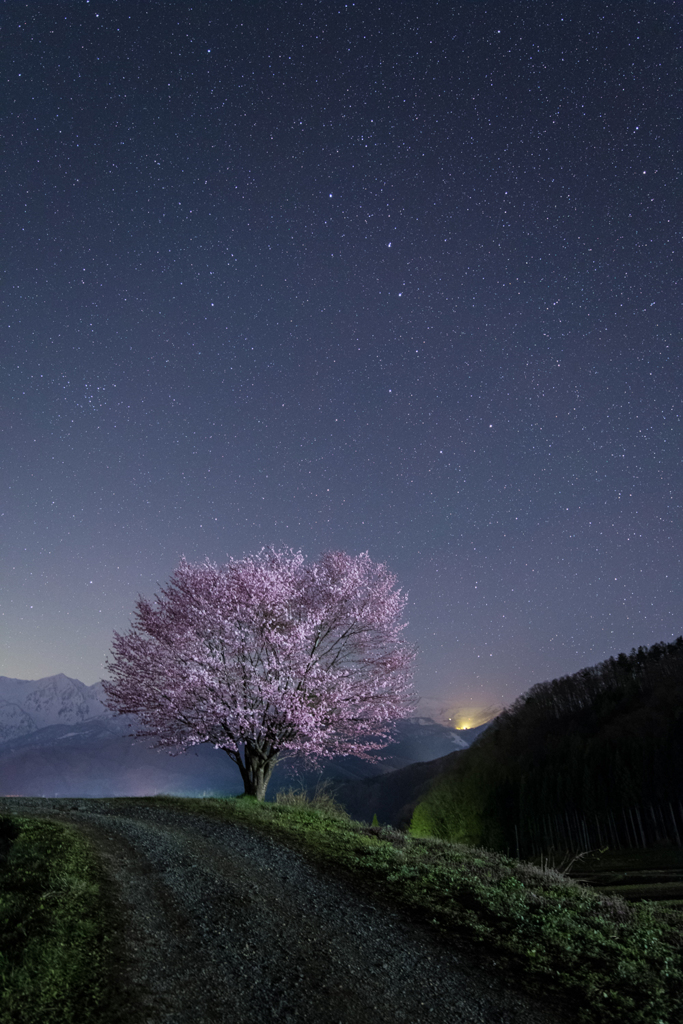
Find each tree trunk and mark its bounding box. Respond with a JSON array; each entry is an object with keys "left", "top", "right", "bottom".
[{"left": 232, "top": 743, "right": 278, "bottom": 801}]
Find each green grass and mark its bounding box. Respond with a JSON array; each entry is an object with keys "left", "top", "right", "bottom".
[
  {"left": 572, "top": 845, "right": 683, "bottom": 873},
  {"left": 594, "top": 882, "right": 683, "bottom": 902},
  {"left": 137, "top": 793, "right": 683, "bottom": 1024},
  {"left": 0, "top": 816, "right": 112, "bottom": 1024},
  {"left": 563, "top": 846, "right": 683, "bottom": 904},
  {"left": 2, "top": 796, "right": 681, "bottom": 1024}
]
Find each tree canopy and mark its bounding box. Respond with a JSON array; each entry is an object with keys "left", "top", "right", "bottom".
[{"left": 103, "top": 548, "right": 416, "bottom": 799}]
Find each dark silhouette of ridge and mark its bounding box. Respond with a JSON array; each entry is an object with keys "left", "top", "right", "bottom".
[{"left": 331, "top": 748, "right": 465, "bottom": 829}]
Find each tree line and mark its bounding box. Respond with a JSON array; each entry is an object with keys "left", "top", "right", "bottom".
[{"left": 410, "top": 638, "right": 683, "bottom": 856}]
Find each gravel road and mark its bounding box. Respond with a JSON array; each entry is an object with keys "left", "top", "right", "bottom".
[{"left": 0, "top": 799, "right": 571, "bottom": 1024}]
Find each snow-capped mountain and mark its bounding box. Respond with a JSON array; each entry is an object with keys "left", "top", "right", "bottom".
[
  {"left": 0, "top": 674, "right": 111, "bottom": 742},
  {"left": 0, "top": 673, "right": 485, "bottom": 798}
]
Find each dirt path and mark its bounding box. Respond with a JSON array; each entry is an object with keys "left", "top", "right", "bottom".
[{"left": 1, "top": 799, "right": 570, "bottom": 1024}]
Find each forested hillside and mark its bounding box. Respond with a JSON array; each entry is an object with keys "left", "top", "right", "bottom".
[{"left": 410, "top": 638, "right": 683, "bottom": 857}]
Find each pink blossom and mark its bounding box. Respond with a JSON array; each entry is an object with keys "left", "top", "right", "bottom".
[{"left": 102, "top": 548, "right": 416, "bottom": 799}]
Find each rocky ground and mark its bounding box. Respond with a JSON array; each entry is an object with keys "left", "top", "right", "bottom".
[{"left": 0, "top": 798, "right": 572, "bottom": 1024}]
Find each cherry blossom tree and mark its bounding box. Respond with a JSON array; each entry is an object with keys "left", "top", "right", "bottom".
[{"left": 102, "top": 548, "right": 416, "bottom": 800}]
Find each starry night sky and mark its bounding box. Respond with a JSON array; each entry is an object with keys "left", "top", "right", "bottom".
[{"left": 2, "top": 1, "right": 681, "bottom": 720}]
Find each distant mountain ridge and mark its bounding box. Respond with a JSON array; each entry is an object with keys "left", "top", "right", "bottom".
[
  {"left": 0, "top": 716, "right": 237, "bottom": 798},
  {"left": 0, "top": 674, "right": 111, "bottom": 742},
  {"left": 329, "top": 718, "right": 495, "bottom": 827},
  {"left": 0, "top": 674, "right": 478, "bottom": 798}
]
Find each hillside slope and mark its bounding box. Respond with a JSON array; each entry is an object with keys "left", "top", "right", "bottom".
[
  {"left": 411, "top": 638, "right": 683, "bottom": 855},
  {"left": 332, "top": 749, "right": 463, "bottom": 828}
]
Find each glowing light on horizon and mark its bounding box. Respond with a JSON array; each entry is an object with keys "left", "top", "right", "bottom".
[{"left": 447, "top": 705, "right": 503, "bottom": 730}]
